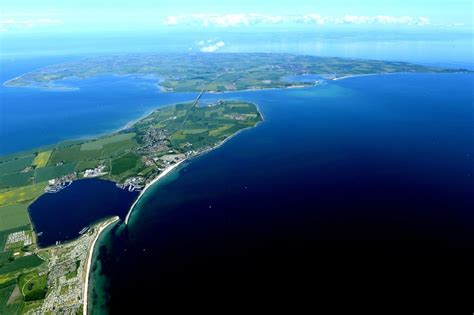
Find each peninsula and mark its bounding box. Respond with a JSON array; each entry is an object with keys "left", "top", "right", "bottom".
[{"left": 0, "top": 96, "right": 262, "bottom": 313}]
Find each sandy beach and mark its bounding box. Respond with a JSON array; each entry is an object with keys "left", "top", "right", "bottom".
[
  {"left": 124, "top": 159, "right": 187, "bottom": 225},
  {"left": 123, "top": 107, "right": 264, "bottom": 226},
  {"left": 83, "top": 216, "right": 119, "bottom": 315}
]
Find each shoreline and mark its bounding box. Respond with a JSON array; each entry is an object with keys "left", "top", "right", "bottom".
[
  {"left": 124, "top": 107, "right": 264, "bottom": 226},
  {"left": 124, "top": 159, "right": 187, "bottom": 225},
  {"left": 83, "top": 216, "right": 119, "bottom": 315},
  {"left": 331, "top": 73, "right": 385, "bottom": 81}
]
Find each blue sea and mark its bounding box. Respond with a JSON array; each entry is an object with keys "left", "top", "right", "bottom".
[
  {"left": 0, "top": 52, "right": 473, "bottom": 311},
  {"left": 0, "top": 58, "right": 198, "bottom": 155},
  {"left": 95, "top": 73, "right": 473, "bottom": 312}
]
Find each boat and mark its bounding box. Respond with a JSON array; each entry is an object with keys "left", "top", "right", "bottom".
[{"left": 79, "top": 227, "right": 89, "bottom": 235}]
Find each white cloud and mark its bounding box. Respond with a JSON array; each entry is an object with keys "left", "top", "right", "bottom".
[
  {"left": 163, "top": 13, "right": 437, "bottom": 28},
  {"left": 337, "top": 15, "right": 372, "bottom": 24},
  {"left": 300, "top": 14, "right": 327, "bottom": 25},
  {"left": 200, "top": 41, "right": 225, "bottom": 52},
  {"left": 416, "top": 17, "right": 431, "bottom": 26},
  {"left": 0, "top": 17, "right": 62, "bottom": 32},
  {"left": 334, "top": 15, "right": 431, "bottom": 26},
  {"left": 163, "top": 14, "right": 288, "bottom": 27},
  {"left": 164, "top": 16, "right": 178, "bottom": 26}
]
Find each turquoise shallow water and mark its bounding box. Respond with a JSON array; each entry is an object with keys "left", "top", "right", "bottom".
[{"left": 91, "top": 73, "right": 473, "bottom": 312}]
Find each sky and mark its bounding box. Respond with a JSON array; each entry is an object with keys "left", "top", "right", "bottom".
[{"left": 1, "top": 0, "right": 472, "bottom": 34}]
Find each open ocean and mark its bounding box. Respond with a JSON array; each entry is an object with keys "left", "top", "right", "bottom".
[{"left": 91, "top": 73, "right": 473, "bottom": 312}]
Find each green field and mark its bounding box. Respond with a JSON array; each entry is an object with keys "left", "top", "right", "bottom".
[
  {"left": 32, "top": 151, "right": 52, "bottom": 168},
  {"left": 18, "top": 271, "right": 48, "bottom": 302},
  {"left": 0, "top": 252, "right": 12, "bottom": 266},
  {"left": 0, "top": 184, "right": 46, "bottom": 208},
  {"left": 0, "top": 255, "right": 43, "bottom": 276},
  {"left": 0, "top": 156, "right": 35, "bottom": 175},
  {"left": 110, "top": 153, "right": 145, "bottom": 181},
  {"left": 0, "top": 281, "right": 23, "bottom": 315},
  {"left": 0, "top": 204, "right": 31, "bottom": 231},
  {"left": 34, "top": 163, "right": 77, "bottom": 183},
  {"left": 80, "top": 133, "right": 135, "bottom": 151},
  {"left": 48, "top": 145, "right": 101, "bottom": 165},
  {"left": 0, "top": 171, "right": 34, "bottom": 189}
]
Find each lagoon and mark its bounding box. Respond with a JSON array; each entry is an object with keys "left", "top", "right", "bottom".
[{"left": 28, "top": 178, "right": 138, "bottom": 247}]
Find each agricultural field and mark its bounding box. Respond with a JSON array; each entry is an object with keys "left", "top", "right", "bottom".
[
  {"left": 0, "top": 281, "right": 23, "bottom": 315},
  {"left": 80, "top": 133, "right": 136, "bottom": 151},
  {"left": 134, "top": 100, "right": 262, "bottom": 153},
  {"left": 0, "top": 204, "right": 31, "bottom": 231},
  {"left": 0, "top": 255, "right": 44, "bottom": 276},
  {"left": 110, "top": 153, "right": 144, "bottom": 181},
  {"left": 0, "top": 155, "right": 35, "bottom": 175},
  {"left": 0, "top": 184, "right": 46, "bottom": 208},
  {"left": 31, "top": 151, "right": 51, "bottom": 168},
  {"left": 34, "top": 163, "right": 77, "bottom": 183}
]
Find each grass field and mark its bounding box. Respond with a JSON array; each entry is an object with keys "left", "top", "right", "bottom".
[
  {"left": 34, "top": 163, "right": 77, "bottom": 183},
  {"left": 0, "top": 281, "right": 23, "bottom": 315},
  {"left": 48, "top": 145, "right": 102, "bottom": 165},
  {"left": 0, "top": 203, "right": 31, "bottom": 231},
  {"left": 101, "top": 138, "right": 138, "bottom": 157},
  {"left": 18, "top": 271, "right": 48, "bottom": 301},
  {"left": 110, "top": 153, "right": 145, "bottom": 181},
  {"left": 0, "top": 252, "right": 12, "bottom": 266},
  {"left": 32, "top": 151, "right": 52, "bottom": 168},
  {"left": 0, "top": 171, "right": 34, "bottom": 189},
  {"left": 80, "top": 133, "right": 135, "bottom": 151},
  {"left": 0, "top": 184, "right": 47, "bottom": 208},
  {"left": 0, "top": 255, "right": 43, "bottom": 276},
  {"left": 0, "top": 155, "right": 35, "bottom": 175}
]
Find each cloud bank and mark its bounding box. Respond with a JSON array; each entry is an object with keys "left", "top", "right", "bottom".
[
  {"left": 0, "top": 18, "right": 62, "bottom": 32},
  {"left": 163, "top": 13, "right": 433, "bottom": 27}
]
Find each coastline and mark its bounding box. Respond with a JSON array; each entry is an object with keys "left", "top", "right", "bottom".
[
  {"left": 331, "top": 73, "right": 382, "bottom": 81},
  {"left": 124, "top": 107, "right": 264, "bottom": 226},
  {"left": 83, "top": 216, "right": 119, "bottom": 315},
  {"left": 124, "top": 159, "right": 187, "bottom": 225}
]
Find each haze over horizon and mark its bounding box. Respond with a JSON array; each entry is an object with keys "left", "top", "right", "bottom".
[{"left": 2, "top": 0, "right": 471, "bottom": 33}]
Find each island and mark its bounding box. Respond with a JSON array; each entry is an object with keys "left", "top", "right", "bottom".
[
  {"left": 4, "top": 53, "right": 468, "bottom": 92},
  {"left": 0, "top": 96, "right": 262, "bottom": 313}
]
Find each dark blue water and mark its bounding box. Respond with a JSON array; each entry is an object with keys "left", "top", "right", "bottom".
[
  {"left": 28, "top": 179, "right": 138, "bottom": 247},
  {"left": 90, "top": 73, "right": 474, "bottom": 312},
  {"left": 0, "top": 58, "right": 197, "bottom": 155}
]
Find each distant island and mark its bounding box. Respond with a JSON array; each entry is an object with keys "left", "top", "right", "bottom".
[{"left": 4, "top": 53, "right": 468, "bottom": 92}]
